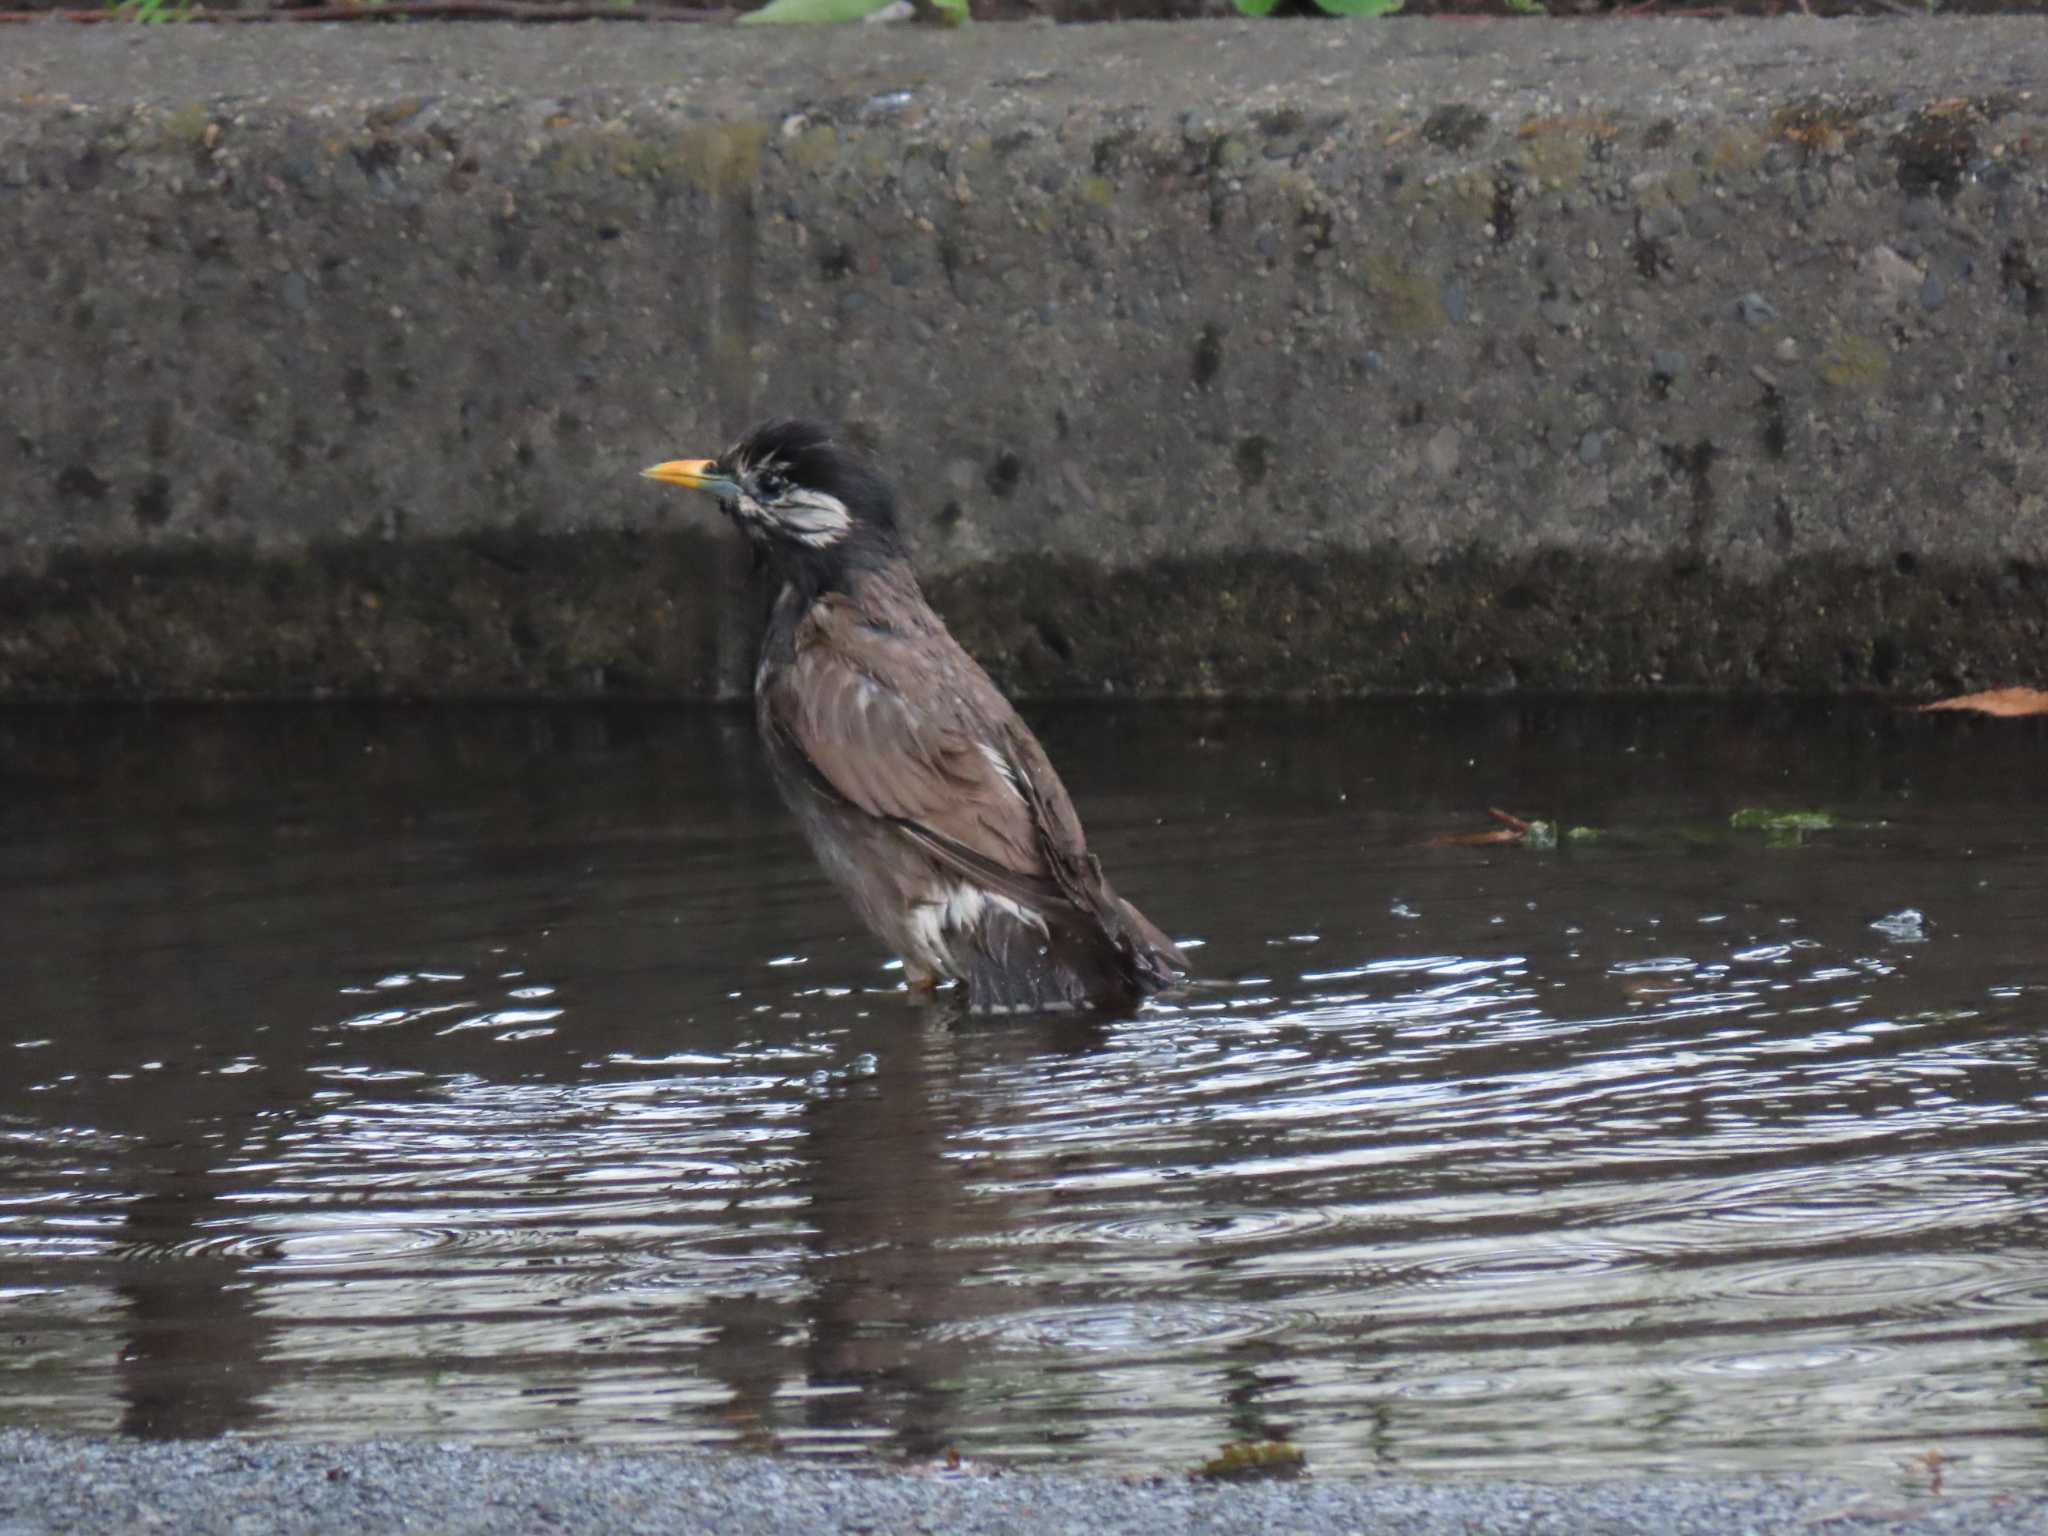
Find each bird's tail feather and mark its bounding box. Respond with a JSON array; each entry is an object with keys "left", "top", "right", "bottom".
[{"left": 961, "top": 907, "right": 1175, "bottom": 1016}]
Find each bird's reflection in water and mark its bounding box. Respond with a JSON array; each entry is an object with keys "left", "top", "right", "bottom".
[
  {"left": 699, "top": 1003, "right": 1109, "bottom": 1460},
  {"left": 112, "top": 1166, "right": 286, "bottom": 1440}
]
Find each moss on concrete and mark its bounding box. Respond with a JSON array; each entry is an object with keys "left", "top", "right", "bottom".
[
  {"left": 930, "top": 549, "right": 2048, "bottom": 701},
  {"left": 3, "top": 539, "right": 2034, "bottom": 702},
  {"left": 0, "top": 531, "right": 732, "bottom": 700}
]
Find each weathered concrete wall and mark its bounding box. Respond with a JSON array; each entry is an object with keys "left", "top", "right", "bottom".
[{"left": 1, "top": 21, "right": 2044, "bottom": 698}]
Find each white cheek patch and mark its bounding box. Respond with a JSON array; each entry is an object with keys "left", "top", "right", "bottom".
[
  {"left": 776, "top": 488, "right": 852, "bottom": 547},
  {"left": 735, "top": 487, "right": 850, "bottom": 548}
]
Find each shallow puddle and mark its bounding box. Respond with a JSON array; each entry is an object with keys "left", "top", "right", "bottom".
[{"left": 1, "top": 700, "right": 2044, "bottom": 1483}]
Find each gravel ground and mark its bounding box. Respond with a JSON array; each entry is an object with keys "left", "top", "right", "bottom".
[{"left": 3, "top": 1432, "right": 2044, "bottom": 1536}]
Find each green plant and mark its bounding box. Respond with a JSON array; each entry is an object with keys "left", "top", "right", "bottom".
[
  {"left": 110, "top": 0, "right": 197, "bottom": 20},
  {"left": 1232, "top": 0, "right": 1402, "bottom": 14},
  {"left": 1504, "top": 0, "right": 1546, "bottom": 11}
]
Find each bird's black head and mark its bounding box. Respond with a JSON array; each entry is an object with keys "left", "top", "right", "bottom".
[{"left": 642, "top": 419, "right": 902, "bottom": 593}]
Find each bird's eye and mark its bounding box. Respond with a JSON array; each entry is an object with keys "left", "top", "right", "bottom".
[{"left": 755, "top": 469, "right": 788, "bottom": 499}]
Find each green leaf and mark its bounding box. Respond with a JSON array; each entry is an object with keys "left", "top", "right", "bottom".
[
  {"left": 1230, "top": 0, "right": 1284, "bottom": 13},
  {"left": 1314, "top": 0, "right": 1404, "bottom": 15},
  {"left": 111, "top": 0, "right": 194, "bottom": 22},
  {"left": 739, "top": 0, "right": 896, "bottom": 23},
  {"left": 1503, "top": 0, "right": 1546, "bottom": 11},
  {"left": 930, "top": 0, "right": 971, "bottom": 21}
]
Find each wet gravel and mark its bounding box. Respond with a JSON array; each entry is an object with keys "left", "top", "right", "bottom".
[{"left": 3, "top": 1432, "right": 2043, "bottom": 1536}]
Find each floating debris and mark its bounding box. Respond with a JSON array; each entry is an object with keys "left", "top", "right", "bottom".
[
  {"left": 1193, "top": 1440, "right": 1307, "bottom": 1483},
  {"left": 1424, "top": 808, "right": 1557, "bottom": 849},
  {"left": 1729, "top": 808, "right": 1838, "bottom": 835},
  {"left": 1871, "top": 908, "right": 1930, "bottom": 944}
]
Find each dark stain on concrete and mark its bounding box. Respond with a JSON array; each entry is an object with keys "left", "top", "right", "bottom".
[
  {"left": 147, "top": 404, "right": 174, "bottom": 462},
  {"left": 64, "top": 147, "right": 104, "bottom": 193},
  {"left": 819, "top": 240, "right": 856, "bottom": 281},
  {"left": 1422, "top": 104, "right": 1490, "bottom": 152},
  {"left": 1661, "top": 438, "right": 1717, "bottom": 509},
  {"left": 1192, "top": 324, "right": 1224, "bottom": 389},
  {"left": 1091, "top": 129, "right": 1138, "bottom": 174},
  {"left": 1757, "top": 382, "right": 1789, "bottom": 459},
  {"left": 986, "top": 449, "right": 1024, "bottom": 498},
  {"left": 1890, "top": 109, "right": 1977, "bottom": 200},
  {"left": 2002, "top": 240, "right": 2044, "bottom": 319},
  {"left": 54, "top": 465, "right": 109, "bottom": 504},
  {"left": 343, "top": 366, "right": 374, "bottom": 425},
  {"left": 1253, "top": 107, "right": 1303, "bottom": 141},
  {"left": 1634, "top": 234, "right": 1671, "bottom": 281},
  {"left": 1772, "top": 496, "right": 1796, "bottom": 552},
  {"left": 1233, "top": 434, "right": 1271, "bottom": 487},
  {"left": 353, "top": 136, "right": 404, "bottom": 184},
  {"left": 132, "top": 475, "right": 173, "bottom": 529},
  {"left": 1490, "top": 177, "right": 1517, "bottom": 246}
]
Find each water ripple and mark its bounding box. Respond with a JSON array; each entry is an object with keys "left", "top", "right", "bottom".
[{"left": 3, "top": 702, "right": 2047, "bottom": 1483}]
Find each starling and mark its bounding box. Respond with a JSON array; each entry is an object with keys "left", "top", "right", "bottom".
[{"left": 642, "top": 419, "right": 1185, "bottom": 1014}]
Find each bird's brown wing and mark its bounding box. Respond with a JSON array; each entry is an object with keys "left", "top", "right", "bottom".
[{"left": 760, "top": 585, "right": 1096, "bottom": 917}]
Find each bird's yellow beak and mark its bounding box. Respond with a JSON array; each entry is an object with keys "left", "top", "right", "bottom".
[{"left": 640, "top": 459, "right": 740, "bottom": 497}]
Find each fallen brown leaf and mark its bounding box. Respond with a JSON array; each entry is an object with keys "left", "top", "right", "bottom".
[
  {"left": 1424, "top": 808, "right": 1534, "bottom": 848},
  {"left": 1916, "top": 687, "right": 2048, "bottom": 717}
]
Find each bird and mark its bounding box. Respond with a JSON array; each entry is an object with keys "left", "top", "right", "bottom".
[{"left": 641, "top": 418, "right": 1185, "bottom": 1015}]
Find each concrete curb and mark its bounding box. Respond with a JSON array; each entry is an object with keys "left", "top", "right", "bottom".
[{"left": 2, "top": 20, "right": 2044, "bottom": 697}]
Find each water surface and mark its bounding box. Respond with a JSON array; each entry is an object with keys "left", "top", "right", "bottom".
[{"left": 2, "top": 702, "right": 2044, "bottom": 1484}]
